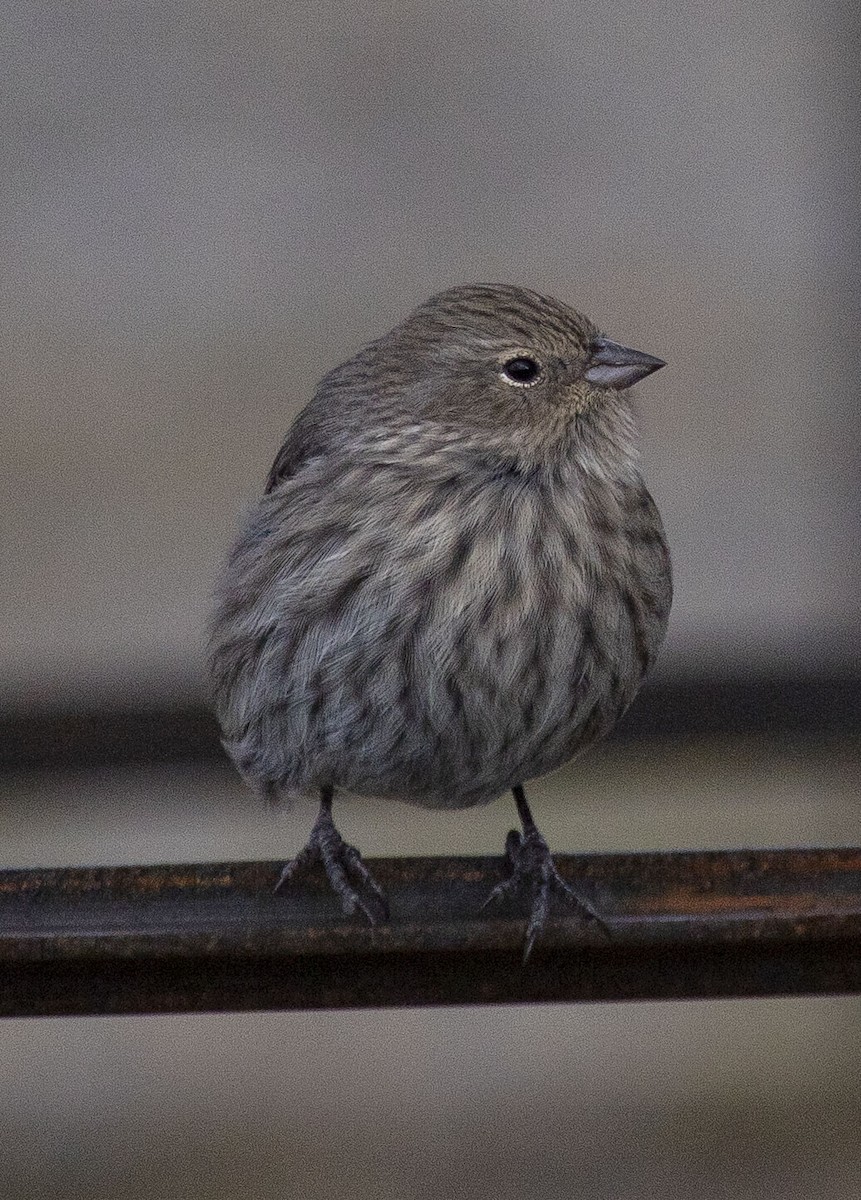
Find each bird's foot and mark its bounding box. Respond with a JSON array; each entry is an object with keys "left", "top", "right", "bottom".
[
  {"left": 482, "top": 827, "right": 609, "bottom": 959},
  {"left": 275, "top": 809, "right": 389, "bottom": 925}
]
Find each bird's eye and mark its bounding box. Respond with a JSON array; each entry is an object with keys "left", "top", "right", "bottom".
[{"left": 500, "top": 356, "right": 542, "bottom": 386}]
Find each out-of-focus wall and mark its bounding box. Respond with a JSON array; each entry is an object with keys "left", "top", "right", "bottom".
[{"left": 3, "top": 0, "right": 858, "bottom": 707}]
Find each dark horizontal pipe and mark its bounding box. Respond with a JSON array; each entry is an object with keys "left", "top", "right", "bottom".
[
  {"left": 1, "top": 848, "right": 859, "bottom": 1017},
  {"left": 2, "top": 674, "right": 859, "bottom": 773}
]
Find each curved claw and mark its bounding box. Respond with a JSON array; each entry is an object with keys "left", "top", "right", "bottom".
[
  {"left": 274, "top": 846, "right": 314, "bottom": 893},
  {"left": 479, "top": 877, "right": 512, "bottom": 913},
  {"left": 340, "top": 842, "right": 391, "bottom": 920}
]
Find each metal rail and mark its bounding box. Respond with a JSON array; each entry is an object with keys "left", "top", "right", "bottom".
[{"left": 1, "top": 848, "right": 859, "bottom": 1018}]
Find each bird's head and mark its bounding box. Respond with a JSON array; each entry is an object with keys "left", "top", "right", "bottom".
[{"left": 372, "top": 284, "right": 665, "bottom": 461}]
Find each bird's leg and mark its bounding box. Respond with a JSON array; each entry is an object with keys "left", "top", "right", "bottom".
[
  {"left": 482, "top": 784, "right": 609, "bottom": 959},
  {"left": 275, "top": 787, "right": 389, "bottom": 924}
]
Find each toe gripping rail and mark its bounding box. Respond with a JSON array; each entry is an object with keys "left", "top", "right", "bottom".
[{"left": 1, "top": 848, "right": 860, "bottom": 1017}]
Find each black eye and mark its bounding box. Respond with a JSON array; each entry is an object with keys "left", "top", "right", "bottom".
[{"left": 501, "top": 356, "right": 542, "bottom": 385}]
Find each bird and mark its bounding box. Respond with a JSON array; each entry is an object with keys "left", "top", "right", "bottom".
[{"left": 209, "top": 283, "right": 672, "bottom": 957}]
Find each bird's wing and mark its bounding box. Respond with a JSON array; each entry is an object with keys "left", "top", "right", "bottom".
[{"left": 264, "top": 419, "right": 324, "bottom": 493}]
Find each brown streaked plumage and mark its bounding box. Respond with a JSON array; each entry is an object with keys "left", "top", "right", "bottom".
[{"left": 209, "top": 284, "right": 671, "bottom": 955}]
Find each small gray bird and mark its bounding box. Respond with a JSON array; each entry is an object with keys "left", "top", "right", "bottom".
[{"left": 209, "top": 284, "right": 671, "bottom": 955}]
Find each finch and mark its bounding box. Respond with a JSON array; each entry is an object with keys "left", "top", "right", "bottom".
[{"left": 209, "top": 284, "right": 671, "bottom": 956}]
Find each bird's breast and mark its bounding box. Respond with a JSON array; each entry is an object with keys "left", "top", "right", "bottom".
[{"left": 392, "top": 471, "right": 670, "bottom": 790}]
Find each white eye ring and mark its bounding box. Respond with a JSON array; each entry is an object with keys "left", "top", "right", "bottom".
[{"left": 499, "top": 353, "right": 543, "bottom": 387}]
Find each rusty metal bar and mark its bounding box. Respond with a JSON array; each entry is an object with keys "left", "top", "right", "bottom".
[{"left": 1, "top": 848, "right": 859, "bottom": 1017}]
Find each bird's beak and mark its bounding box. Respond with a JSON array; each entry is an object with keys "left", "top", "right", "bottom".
[{"left": 584, "top": 338, "right": 666, "bottom": 390}]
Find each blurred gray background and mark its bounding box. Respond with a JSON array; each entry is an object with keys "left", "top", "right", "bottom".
[{"left": 1, "top": 2, "right": 859, "bottom": 1198}]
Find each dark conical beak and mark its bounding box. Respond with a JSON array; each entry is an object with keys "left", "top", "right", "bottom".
[{"left": 584, "top": 338, "right": 666, "bottom": 390}]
